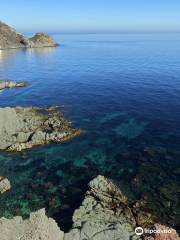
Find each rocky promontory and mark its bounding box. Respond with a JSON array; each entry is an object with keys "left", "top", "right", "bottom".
[
  {"left": 28, "top": 32, "right": 58, "bottom": 48},
  {"left": 64, "top": 176, "right": 180, "bottom": 240},
  {"left": 65, "top": 175, "right": 139, "bottom": 240},
  {"left": 0, "top": 21, "right": 58, "bottom": 50},
  {"left": 0, "top": 80, "right": 29, "bottom": 90},
  {"left": 0, "top": 106, "right": 82, "bottom": 151}
]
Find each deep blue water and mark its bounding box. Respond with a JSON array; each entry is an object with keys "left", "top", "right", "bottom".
[{"left": 0, "top": 33, "right": 180, "bottom": 230}]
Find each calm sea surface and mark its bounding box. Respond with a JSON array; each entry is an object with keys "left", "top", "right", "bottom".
[{"left": 0, "top": 33, "right": 180, "bottom": 231}]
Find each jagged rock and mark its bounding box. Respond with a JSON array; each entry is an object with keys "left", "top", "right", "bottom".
[
  {"left": 0, "top": 106, "right": 82, "bottom": 151},
  {"left": 64, "top": 176, "right": 179, "bottom": 239},
  {"left": 29, "top": 32, "right": 58, "bottom": 48},
  {"left": 0, "top": 80, "right": 29, "bottom": 90},
  {"left": 0, "top": 177, "right": 11, "bottom": 194},
  {"left": 0, "top": 21, "right": 58, "bottom": 50},
  {"left": 144, "top": 224, "right": 180, "bottom": 240},
  {"left": 0, "top": 209, "right": 64, "bottom": 240},
  {"left": 64, "top": 175, "right": 140, "bottom": 240}
]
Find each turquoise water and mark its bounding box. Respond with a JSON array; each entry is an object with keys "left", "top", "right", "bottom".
[{"left": 0, "top": 33, "right": 180, "bottom": 231}]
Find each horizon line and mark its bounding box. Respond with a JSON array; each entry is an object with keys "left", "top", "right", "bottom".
[{"left": 21, "top": 30, "right": 180, "bottom": 34}]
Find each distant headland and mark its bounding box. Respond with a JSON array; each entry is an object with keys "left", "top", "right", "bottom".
[{"left": 0, "top": 21, "right": 58, "bottom": 50}]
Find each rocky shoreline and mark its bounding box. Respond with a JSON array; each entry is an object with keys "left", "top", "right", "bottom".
[
  {"left": 0, "top": 23, "right": 179, "bottom": 239},
  {"left": 0, "top": 80, "right": 29, "bottom": 90},
  {"left": 0, "top": 21, "right": 58, "bottom": 50},
  {"left": 0, "top": 106, "right": 82, "bottom": 151},
  {"left": 0, "top": 176, "right": 179, "bottom": 240}
]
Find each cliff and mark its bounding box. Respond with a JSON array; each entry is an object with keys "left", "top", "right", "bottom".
[{"left": 0, "top": 21, "right": 58, "bottom": 50}]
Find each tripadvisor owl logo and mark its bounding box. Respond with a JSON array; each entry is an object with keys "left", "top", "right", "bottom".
[{"left": 135, "top": 227, "right": 144, "bottom": 236}]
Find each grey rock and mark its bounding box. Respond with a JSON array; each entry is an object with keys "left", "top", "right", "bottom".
[
  {"left": 0, "top": 80, "right": 29, "bottom": 90},
  {"left": 0, "top": 21, "right": 28, "bottom": 49},
  {"left": 0, "top": 106, "right": 81, "bottom": 151},
  {"left": 65, "top": 175, "right": 140, "bottom": 240},
  {"left": 0, "top": 209, "right": 64, "bottom": 240},
  {"left": 0, "top": 177, "right": 11, "bottom": 194},
  {"left": 29, "top": 32, "right": 58, "bottom": 48},
  {"left": 0, "top": 21, "right": 58, "bottom": 50}
]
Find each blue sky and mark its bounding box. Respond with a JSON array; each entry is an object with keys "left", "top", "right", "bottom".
[{"left": 1, "top": 0, "right": 180, "bottom": 33}]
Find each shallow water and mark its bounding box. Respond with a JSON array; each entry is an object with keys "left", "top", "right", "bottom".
[{"left": 0, "top": 33, "right": 180, "bottom": 231}]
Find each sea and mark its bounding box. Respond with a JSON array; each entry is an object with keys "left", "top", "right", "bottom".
[{"left": 0, "top": 33, "right": 180, "bottom": 231}]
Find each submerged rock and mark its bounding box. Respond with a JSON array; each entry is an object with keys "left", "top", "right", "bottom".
[
  {"left": 113, "top": 118, "right": 148, "bottom": 139},
  {"left": 0, "top": 106, "right": 82, "bottom": 151},
  {"left": 0, "top": 80, "right": 29, "bottom": 90},
  {"left": 0, "top": 209, "right": 64, "bottom": 240},
  {"left": 0, "top": 177, "right": 11, "bottom": 194},
  {"left": 0, "top": 21, "right": 58, "bottom": 50}
]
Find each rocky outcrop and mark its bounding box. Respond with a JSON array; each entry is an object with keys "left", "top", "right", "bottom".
[
  {"left": 0, "top": 106, "right": 81, "bottom": 151},
  {"left": 0, "top": 209, "right": 64, "bottom": 240},
  {"left": 0, "top": 80, "right": 29, "bottom": 90},
  {"left": 0, "top": 21, "right": 58, "bottom": 50},
  {"left": 64, "top": 175, "right": 140, "bottom": 240},
  {"left": 0, "top": 21, "right": 29, "bottom": 49},
  {"left": 65, "top": 176, "right": 179, "bottom": 239},
  {"left": 0, "top": 177, "right": 11, "bottom": 194},
  {"left": 29, "top": 32, "right": 58, "bottom": 48}
]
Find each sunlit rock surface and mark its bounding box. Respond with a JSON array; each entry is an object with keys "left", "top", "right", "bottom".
[
  {"left": 0, "top": 209, "right": 64, "bottom": 240},
  {"left": 0, "top": 177, "right": 11, "bottom": 194},
  {"left": 65, "top": 175, "right": 140, "bottom": 240},
  {"left": 0, "top": 21, "right": 58, "bottom": 50},
  {"left": 0, "top": 80, "right": 29, "bottom": 90},
  {"left": 29, "top": 32, "right": 58, "bottom": 48},
  {"left": 0, "top": 106, "right": 81, "bottom": 151}
]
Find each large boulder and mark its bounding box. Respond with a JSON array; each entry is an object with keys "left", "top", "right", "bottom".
[
  {"left": 0, "top": 209, "right": 64, "bottom": 240},
  {"left": 0, "top": 21, "right": 58, "bottom": 50},
  {"left": 0, "top": 106, "right": 81, "bottom": 151}
]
